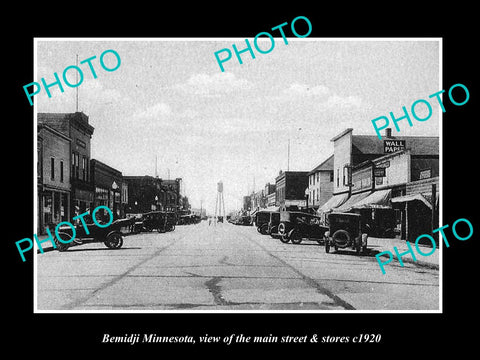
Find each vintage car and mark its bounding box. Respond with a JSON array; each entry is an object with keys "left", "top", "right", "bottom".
[
  {"left": 54, "top": 218, "right": 127, "bottom": 251},
  {"left": 267, "top": 211, "right": 281, "bottom": 238},
  {"left": 255, "top": 209, "right": 279, "bottom": 234},
  {"left": 277, "top": 211, "right": 328, "bottom": 244},
  {"left": 139, "top": 211, "right": 168, "bottom": 233},
  {"left": 324, "top": 212, "right": 368, "bottom": 254},
  {"left": 165, "top": 211, "right": 177, "bottom": 231}
]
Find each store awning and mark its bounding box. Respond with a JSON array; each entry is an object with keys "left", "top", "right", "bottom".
[
  {"left": 317, "top": 193, "right": 349, "bottom": 214},
  {"left": 390, "top": 193, "right": 432, "bottom": 209},
  {"left": 333, "top": 191, "right": 372, "bottom": 212},
  {"left": 351, "top": 189, "right": 392, "bottom": 209}
]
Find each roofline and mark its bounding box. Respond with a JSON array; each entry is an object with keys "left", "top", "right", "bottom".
[
  {"left": 330, "top": 128, "right": 353, "bottom": 142},
  {"left": 309, "top": 154, "right": 334, "bottom": 174}
]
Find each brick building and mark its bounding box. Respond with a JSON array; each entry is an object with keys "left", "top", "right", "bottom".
[
  {"left": 275, "top": 171, "right": 309, "bottom": 211},
  {"left": 91, "top": 159, "right": 124, "bottom": 220},
  {"left": 38, "top": 112, "right": 95, "bottom": 219},
  {"left": 37, "top": 123, "right": 71, "bottom": 234}
]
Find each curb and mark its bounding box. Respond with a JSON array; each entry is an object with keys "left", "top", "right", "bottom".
[{"left": 371, "top": 249, "right": 439, "bottom": 270}]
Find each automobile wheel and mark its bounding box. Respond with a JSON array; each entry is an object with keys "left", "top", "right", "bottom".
[
  {"left": 104, "top": 233, "right": 123, "bottom": 249},
  {"left": 290, "top": 230, "right": 302, "bottom": 244},
  {"left": 355, "top": 243, "right": 362, "bottom": 254},
  {"left": 280, "top": 234, "right": 290, "bottom": 243},
  {"left": 53, "top": 233, "right": 74, "bottom": 251},
  {"left": 332, "top": 229, "right": 350, "bottom": 248},
  {"left": 53, "top": 238, "right": 70, "bottom": 252},
  {"left": 260, "top": 224, "right": 268, "bottom": 235}
]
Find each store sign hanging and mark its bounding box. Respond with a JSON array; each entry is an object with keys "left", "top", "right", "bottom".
[{"left": 384, "top": 140, "right": 405, "bottom": 153}]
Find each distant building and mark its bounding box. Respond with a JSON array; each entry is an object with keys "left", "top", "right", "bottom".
[
  {"left": 265, "top": 183, "right": 276, "bottom": 207},
  {"left": 251, "top": 189, "right": 266, "bottom": 211},
  {"left": 275, "top": 171, "right": 309, "bottom": 211},
  {"left": 307, "top": 155, "right": 334, "bottom": 210},
  {"left": 124, "top": 176, "right": 182, "bottom": 213},
  {"left": 161, "top": 178, "right": 182, "bottom": 212},
  {"left": 90, "top": 159, "right": 123, "bottom": 219},
  {"left": 242, "top": 195, "right": 251, "bottom": 211}
]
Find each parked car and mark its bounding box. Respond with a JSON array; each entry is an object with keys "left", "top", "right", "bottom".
[
  {"left": 267, "top": 211, "right": 281, "bottom": 238},
  {"left": 140, "top": 211, "right": 168, "bottom": 233},
  {"left": 255, "top": 209, "right": 279, "bottom": 234},
  {"left": 165, "top": 211, "right": 177, "bottom": 231},
  {"left": 277, "top": 211, "right": 328, "bottom": 244},
  {"left": 324, "top": 212, "right": 368, "bottom": 254},
  {"left": 54, "top": 218, "right": 126, "bottom": 251}
]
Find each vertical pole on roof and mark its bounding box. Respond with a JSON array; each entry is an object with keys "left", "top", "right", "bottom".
[{"left": 287, "top": 139, "right": 290, "bottom": 171}]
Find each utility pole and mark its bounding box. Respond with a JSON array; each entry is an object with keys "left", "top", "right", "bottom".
[
  {"left": 287, "top": 138, "right": 290, "bottom": 171},
  {"left": 75, "top": 54, "right": 79, "bottom": 112}
]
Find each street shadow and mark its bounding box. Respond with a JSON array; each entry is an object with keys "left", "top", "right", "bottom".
[{"left": 66, "top": 246, "right": 142, "bottom": 252}]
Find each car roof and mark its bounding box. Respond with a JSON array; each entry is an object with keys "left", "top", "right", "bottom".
[
  {"left": 286, "top": 211, "right": 321, "bottom": 218},
  {"left": 329, "top": 212, "right": 360, "bottom": 217}
]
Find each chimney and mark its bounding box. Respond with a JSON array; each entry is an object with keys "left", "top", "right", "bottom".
[{"left": 384, "top": 128, "right": 392, "bottom": 138}]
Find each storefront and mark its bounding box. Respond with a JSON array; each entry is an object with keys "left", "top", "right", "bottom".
[
  {"left": 40, "top": 188, "right": 70, "bottom": 231},
  {"left": 391, "top": 177, "right": 439, "bottom": 243},
  {"left": 91, "top": 159, "right": 123, "bottom": 220}
]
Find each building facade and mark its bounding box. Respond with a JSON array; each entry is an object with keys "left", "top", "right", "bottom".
[
  {"left": 124, "top": 176, "right": 162, "bottom": 214},
  {"left": 307, "top": 155, "right": 334, "bottom": 210},
  {"left": 37, "top": 123, "right": 71, "bottom": 234},
  {"left": 265, "top": 183, "right": 276, "bottom": 207},
  {"left": 161, "top": 178, "right": 182, "bottom": 212},
  {"left": 91, "top": 159, "right": 123, "bottom": 220},
  {"left": 275, "top": 171, "right": 309, "bottom": 210},
  {"left": 319, "top": 127, "right": 439, "bottom": 240},
  {"left": 38, "top": 112, "right": 95, "bottom": 219},
  {"left": 124, "top": 176, "right": 182, "bottom": 214}
]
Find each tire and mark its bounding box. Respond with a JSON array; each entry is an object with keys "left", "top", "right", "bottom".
[
  {"left": 355, "top": 243, "right": 362, "bottom": 254},
  {"left": 332, "top": 229, "right": 350, "bottom": 248},
  {"left": 54, "top": 232, "right": 72, "bottom": 252},
  {"left": 104, "top": 233, "right": 123, "bottom": 249},
  {"left": 278, "top": 223, "right": 288, "bottom": 243},
  {"left": 54, "top": 238, "right": 70, "bottom": 252},
  {"left": 290, "top": 230, "right": 302, "bottom": 244},
  {"left": 259, "top": 224, "right": 268, "bottom": 235}
]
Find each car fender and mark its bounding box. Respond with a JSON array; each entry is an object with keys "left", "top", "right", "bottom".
[
  {"left": 287, "top": 228, "right": 296, "bottom": 238},
  {"left": 105, "top": 230, "right": 123, "bottom": 239}
]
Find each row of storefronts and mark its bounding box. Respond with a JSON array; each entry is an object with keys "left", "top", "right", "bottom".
[
  {"left": 37, "top": 112, "right": 186, "bottom": 234},
  {"left": 246, "top": 127, "right": 439, "bottom": 242}
]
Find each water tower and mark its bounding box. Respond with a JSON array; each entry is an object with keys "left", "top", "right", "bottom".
[{"left": 214, "top": 181, "right": 225, "bottom": 223}]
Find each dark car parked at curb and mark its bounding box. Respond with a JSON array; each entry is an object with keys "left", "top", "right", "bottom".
[
  {"left": 267, "top": 211, "right": 281, "bottom": 238},
  {"left": 54, "top": 218, "right": 128, "bottom": 251},
  {"left": 324, "top": 212, "right": 368, "bottom": 254},
  {"left": 277, "top": 211, "right": 328, "bottom": 244},
  {"left": 255, "top": 209, "right": 280, "bottom": 235},
  {"left": 140, "top": 211, "right": 169, "bottom": 233}
]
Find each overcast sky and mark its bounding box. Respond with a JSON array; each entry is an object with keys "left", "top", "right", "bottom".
[{"left": 35, "top": 38, "right": 440, "bottom": 213}]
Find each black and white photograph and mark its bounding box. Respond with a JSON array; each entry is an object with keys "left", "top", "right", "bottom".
[
  {"left": 33, "top": 38, "right": 441, "bottom": 312},
  {"left": 6, "top": 7, "right": 478, "bottom": 355}
]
